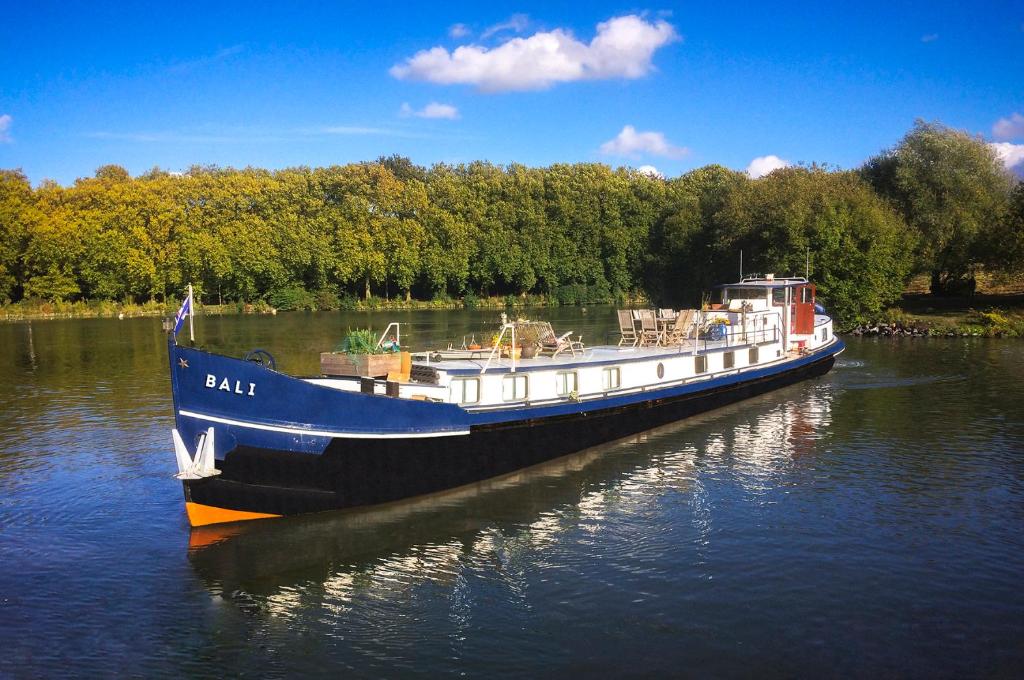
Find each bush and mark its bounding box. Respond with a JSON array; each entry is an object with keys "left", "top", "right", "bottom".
[
  {"left": 313, "top": 289, "right": 340, "bottom": 311},
  {"left": 268, "top": 285, "right": 315, "bottom": 311}
]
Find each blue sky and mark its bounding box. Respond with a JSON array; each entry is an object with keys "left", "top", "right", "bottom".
[{"left": 1, "top": 1, "right": 1022, "bottom": 184}]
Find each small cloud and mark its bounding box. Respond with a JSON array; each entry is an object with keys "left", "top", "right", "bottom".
[
  {"left": 481, "top": 13, "right": 529, "bottom": 40},
  {"left": 920, "top": 33, "right": 939, "bottom": 43},
  {"left": 391, "top": 14, "right": 678, "bottom": 93},
  {"left": 600, "top": 125, "right": 688, "bottom": 159},
  {"left": 746, "top": 155, "right": 790, "bottom": 178},
  {"left": 990, "top": 142, "right": 1024, "bottom": 170},
  {"left": 635, "top": 165, "right": 663, "bottom": 178},
  {"left": 448, "top": 23, "right": 471, "bottom": 39},
  {"left": 0, "top": 114, "right": 12, "bottom": 143},
  {"left": 399, "top": 102, "right": 460, "bottom": 120},
  {"left": 993, "top": 112, "right": 1024, "bottom": 141}
]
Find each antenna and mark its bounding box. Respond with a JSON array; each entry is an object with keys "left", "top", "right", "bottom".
[
  {"left": 805, "top": 248, "right": 810, "bottom": 279},
  {"left": 739, "top": 250, "right": 743, "bottom": 279}
]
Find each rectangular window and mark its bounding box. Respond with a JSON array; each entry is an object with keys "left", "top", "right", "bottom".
[
  {"left": 451, "top": 378, "right": 479, "bottom": 405},
  {"left": 556, "top": 371, "right": 578, "bottom": 396},
  {"left": 694, "top": 355, "right": 707, "bottom": 374},
  {"left": 749, "top": 347, "right": 759, "bottom": 364},
  {"left": 772, "top": 288, "right": 787, "bottom": 306},
  {"left": 723, "top": 351, "right": 734, "bottom": 369},
  {"left": 602, "top": 367, "right": 621, "bottom": 390},
  {"left": 502, "top": 374, "right": 528, "bottom": 401}
]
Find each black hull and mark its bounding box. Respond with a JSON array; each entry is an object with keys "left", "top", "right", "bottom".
[{"left": 184, "top": 353, "right": 836, "bottom": 519}]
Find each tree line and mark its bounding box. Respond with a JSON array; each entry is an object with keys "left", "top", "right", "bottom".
[{"left": 0, "top": 121, "right": 1021, "bottom": 323}]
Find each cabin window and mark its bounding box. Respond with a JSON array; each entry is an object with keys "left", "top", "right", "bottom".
[
  {"left": 801, "top": 287, "right": 814, "bottom": 303},
  {"left": 694, "top": 355, "right": 707, "bottom": 374},
  {"left": 822, "top": 328, "right": 829, "bottom": 342},
  {"left": 750, "top": 347, "right": 760, "bottom": 364},
  {"left": 451, "top": 378, "right": 479, "bottom": 405},
  {"left": 556, "top": 371, "right": 578, "bottom": 396},
  {"left": 772, "top": 288, "right": 787, "bottom": 306},
  {"left": 724, "top": 351, "right": 735, "bottom": 369},
  {"left": 502, "top": 374, "right": 528, "bottom": 401},
  {"left": 602, "top": 367, "right": 621, "bottom": 390}
]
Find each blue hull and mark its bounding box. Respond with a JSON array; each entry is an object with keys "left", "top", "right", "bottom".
[{"left": 169, "top": 337, "right": 844, "bottom": 524}]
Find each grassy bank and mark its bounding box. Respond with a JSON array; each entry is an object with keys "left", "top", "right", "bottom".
[
  {"left": 0, "top": 293, "right": 647, "bottom": 322},
  {"left": 851, "top": 293, "right": 1024, "bottom": 337}
]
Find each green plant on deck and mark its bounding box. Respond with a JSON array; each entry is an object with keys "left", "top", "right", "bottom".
[{"left": 339, "top": 328, "right": 383, "bottom": 354}]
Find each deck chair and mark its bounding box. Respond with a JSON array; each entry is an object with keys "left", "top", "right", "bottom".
[
  {"left": 537, "top": 322, "right": 577, "bottom": 357},
  {"left": 663, "top": 309, "right": 697, "bottom": 345},
  {"left": 637, "top": 309, "right": 662, "bottom": 346},
  {"left": 617, "top": 310, "right": 639, "bottom": 346}
]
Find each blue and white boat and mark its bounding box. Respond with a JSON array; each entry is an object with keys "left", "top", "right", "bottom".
[{"left": 168, "top": 276, "right": 844, "bottom": 526}]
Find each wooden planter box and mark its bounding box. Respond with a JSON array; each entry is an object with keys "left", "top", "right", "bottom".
[{"left": 320, "top": 352, "right": 403, "bottom": 378}]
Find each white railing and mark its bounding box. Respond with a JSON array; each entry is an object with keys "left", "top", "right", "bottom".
[{"left": 376, "top": 323, "right": 402, "bottom": 351}]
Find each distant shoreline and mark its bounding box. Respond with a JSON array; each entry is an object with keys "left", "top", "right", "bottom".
[
  {"left": 0, "top": 295, "right": 634, "bottom": 323},
  {"left": 4, "top": 293, "right": 1023, "bottom": 338}
]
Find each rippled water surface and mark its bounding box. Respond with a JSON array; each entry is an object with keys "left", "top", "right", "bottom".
[{"left": 1, "top": 309, "right": 1022, "bottom": 677}]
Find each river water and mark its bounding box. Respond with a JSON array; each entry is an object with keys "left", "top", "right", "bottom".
[{"left": 1, "top": 308, "right": 1021, "bottom": 677}]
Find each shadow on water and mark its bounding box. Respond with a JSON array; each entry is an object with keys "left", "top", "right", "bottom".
[{"left": 187, "top": 382, "right": 836, "bottom": 600}]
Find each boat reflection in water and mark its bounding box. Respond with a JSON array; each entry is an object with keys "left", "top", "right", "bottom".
[{"left": 187, "top": 380, "right": 835, "bottom": 616}]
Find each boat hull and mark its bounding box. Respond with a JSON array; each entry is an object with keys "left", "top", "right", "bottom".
[{"left": 181, "top": 350, "right": 837, "bottom": 525}]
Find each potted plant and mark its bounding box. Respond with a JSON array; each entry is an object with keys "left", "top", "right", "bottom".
[
  {"left": 320, "top": 329, "right": 404, "bottom": 378},
  {"left": 515, "top": 322, "right": 542, "bottom": 359}
]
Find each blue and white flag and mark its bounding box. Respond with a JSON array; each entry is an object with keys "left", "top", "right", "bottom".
[{"left": 173, "top": 289, "right": 192, "bottom": 337}]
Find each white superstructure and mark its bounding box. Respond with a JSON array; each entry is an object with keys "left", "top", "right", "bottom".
[{"left": 307, "top": 276, "right": 838, "bottom": 410}]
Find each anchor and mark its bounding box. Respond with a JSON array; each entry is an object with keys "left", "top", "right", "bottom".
[{"left": 172, "top": 427, "right": 222, "bottom": 480}]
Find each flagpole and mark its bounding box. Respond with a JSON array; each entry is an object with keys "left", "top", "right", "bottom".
[{"left": 188, "top": 283, "right": 195, "bottom": 343}]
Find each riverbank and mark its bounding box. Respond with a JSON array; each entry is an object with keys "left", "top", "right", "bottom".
[
  {"left": 851, "top": 293, "right": 1024, "bottom": 338},
  {"left": 0, "top": 293, "right": 646, "bottom": 322}
]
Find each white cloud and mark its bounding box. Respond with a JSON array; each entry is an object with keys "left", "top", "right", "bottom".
[
  {"left": 448, "top": 23, "right": 470, "bottom": 39},
  {"left": 635, "top": 165, "right": 663, "bottom": 178},
  {"left": 0, "top": 114, "right": 11, "bottom": 143},
  {"left": 390, "top": 14, "right": 678, "bottom": 92},
  {"left": 481, "top": 14, "right": 529, "bottom": 40},
  {"left": 990, "top": 142, "right": 1024, "bottom": 170},
  {"left": 993, "top": 112, "right": 1024, "bottom": 141},
  {"left": 599, "top": 125, "right": 688, "bottom": 159},
  {"left": 920, "top": 33, "right": 939, "bottom": 43},
  {"left": 400, "top": 102, "right": 460, "bottom": 120},
  {"left": 746, "top": 155, "right": 790, "bottom": 178}
]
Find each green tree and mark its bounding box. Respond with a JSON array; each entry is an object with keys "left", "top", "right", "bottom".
[
  {"left": 0, "top": 170, "right": 35, "bottom": 302},
  {"left": 862, "top": 120, "right": 1014, "bottom": 294}
]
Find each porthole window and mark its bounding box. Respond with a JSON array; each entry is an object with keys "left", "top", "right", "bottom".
[
  {"left": 602, "top": 367, "right": 621, "bottom": 390},
  {"left": 656, "top": 363, "right": 665, "bottom": 379},
  {"left": 451, "top": 378, "right": 480, "bottom": 405},
  {"left": 556, "top": 371, "right": 578, "bottom": 396},
  {"left": 502, "top": 374, "right": 528, "bottom": 401}
]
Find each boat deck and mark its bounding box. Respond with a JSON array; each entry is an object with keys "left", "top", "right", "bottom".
[{"left": 418, "top": 338, "right": 762, "bottom": 375}]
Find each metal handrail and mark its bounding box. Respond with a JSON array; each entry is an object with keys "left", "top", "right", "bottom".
[{"left": 376, "top": 322, "right": 401, "bottom": 350}]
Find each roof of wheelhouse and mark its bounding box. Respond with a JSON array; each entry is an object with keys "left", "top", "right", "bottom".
[{"left": 714, "top": 276, "right": 810, "bottom": 289}]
